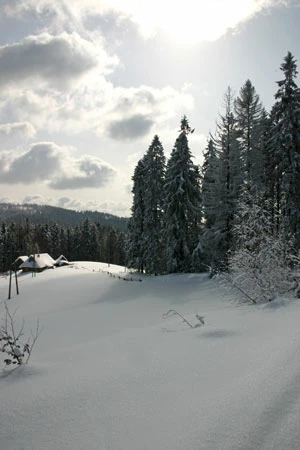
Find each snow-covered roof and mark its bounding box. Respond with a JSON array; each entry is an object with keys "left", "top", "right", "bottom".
[
  {"left": 55, "top": 255, "right": 69, "bottom": 266},
  {"left": 14, "top": 256, "right": 28, "bottom": 263},
  {"left": 20, "top": 253, "right": 55, "bottom": 270}
]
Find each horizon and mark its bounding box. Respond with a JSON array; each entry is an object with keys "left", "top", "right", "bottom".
[{"left": 0, "top": 201, "right": 130, "bottom": 220}]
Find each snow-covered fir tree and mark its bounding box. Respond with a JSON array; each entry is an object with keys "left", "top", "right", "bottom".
[
  {"left": 163, "top": 116, "right": 202, "bottom": 273},
  {"left": 267, "top": 52, "right": 300, "bottom": 244},
  {"left": 206, "top": 88, "right": 242, "bottom": 267},
  {"left": 142, "top": 135, "right": 166, "bottom": 274},
  {"left": 127, "top": 158, "right": 146, "bottom": 273},
  {"left": 81, "top": 218, "right": 99, "bottom": 261},
  {"left": 47, "top": 223, "right": 60, "bottom": 257},
  {"left": 201, "top": 138, "right": 222, "bottom": 267},
  {"left": 106, "top": 228, "right": 118, "bottom": 265},
  {"left": 234, "top": 79, "right": 266, "bottom": 193}
]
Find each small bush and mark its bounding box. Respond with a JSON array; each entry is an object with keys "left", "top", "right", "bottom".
[{"left": 0, "top": 302, "right": 41, "bottom": 368}]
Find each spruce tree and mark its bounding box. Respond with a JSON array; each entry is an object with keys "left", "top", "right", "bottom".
[
  {"left": 201, "top": 138, "right": 221, "bottom": 267},
  {"left": 48, "top": 223, "right": 60, "bottom": 257},
  {"left": 206, "top": 88, "right": 242, "bottom": 267},
  {"left": 163, "top": 116, "right": 202, "bottom": 273},
  {"left": 115, "top": 231, "right": 126, "bottom": 266},
  {"left": 80, "top": 218, "right": 99, "bottom": 261},
  {"left": 106, "top": 228, "right": 118, "bottom": 264},
  {"left": 0, "top": 223, "right": 9, "bottom": 272},
  {"left": 234, "top": 79, "right": 265, "bottom": 192},
  {"left": 268, "top": 52, "right": 300, "bottom": 243},
  {"left": 127, "top": 158, "right": 146, "bottom": 272},
  {"left": 143, "top": 135, "right": 166, "bottom": 274}
]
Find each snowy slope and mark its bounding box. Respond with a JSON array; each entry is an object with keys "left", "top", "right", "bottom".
[{"left": 1, "top": 262, "right": 300, "bottom": 450}]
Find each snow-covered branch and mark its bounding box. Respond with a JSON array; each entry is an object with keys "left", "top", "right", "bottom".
[
  {"left": 0, "top": 302, "right": 42, "bottom": 368},
  {"left": 228, "top": 198, "right": 300, "bottom": 303}
]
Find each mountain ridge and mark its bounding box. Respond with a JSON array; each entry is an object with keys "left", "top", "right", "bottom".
[{"left": 0, "top": 203, "right": 128, "bottom": 231}]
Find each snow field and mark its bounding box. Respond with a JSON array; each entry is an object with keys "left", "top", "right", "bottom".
[{"left": 1, "top": 262, "right": 300, "bottom": 450}]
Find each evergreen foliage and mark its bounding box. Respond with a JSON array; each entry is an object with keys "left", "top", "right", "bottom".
[
  {"left": 163, "top": 116, "right": 202, "bottom": 273},
  {"left": 0, "top": 218, "right": 126, "bottom": 273},
  {"left": 127, "top": 158, "right": 146, "bottom": 273},
  {"left": 143, "top": 135, "right": 166, "bottom": 274},
  {"left": 204, "top": 88, "right": 242, "bottom": 267},
  {"left": 125, "top": 53, "right": 300, "bottom": 283},
  {"left": 234, "top": 79, "right": 265, "bottom": 192},
  {"left": 127, "top": 136, "right": 166, "bottom": 274},
  {"left": 268, "top": 52, "right": 300, "bottom": 243},
  {"left": 201, "top": 139, "right": 221, "bottom": 267}
]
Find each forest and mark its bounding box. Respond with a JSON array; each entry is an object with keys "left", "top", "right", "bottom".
[
  {"left": 127, "top": 51, "right": 300, "bottom": 297},
  {"left": 0, "top": 205, "right": 127, "bottom": 272}
]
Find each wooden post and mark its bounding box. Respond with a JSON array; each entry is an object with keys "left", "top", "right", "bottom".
[
  {"left": 8, "top": 269, "right": 12, "bottom": 300},
  {"left": 15, "top": 269, "right": 19, "bottom": 295},
  {"left": 8, "top": 254, "right": 21, "bottom": 299}
]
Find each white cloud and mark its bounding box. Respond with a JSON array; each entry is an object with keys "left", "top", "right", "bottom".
[
  {"left": 0, "top": 142, "right": 117, "bottom": 189},
  {"left": 100, "top": 85, "right": 195, "bottom": 141},
  {"left": 4, "top": 0, "right": 291, "bottom": 43},
  {"left": 1, "top": 0, "right": 291, "bottom": 44},
  {"left": 50, "top": 154, "right": 117, "bottom": 189},
  {"left": 96, "top": 0, "right": 294, "bottom": 43},
  {"left": 108, "top": 114, "right": 154, "bottom": 141},
  {"left": 0, "top": 3, "right": 195, "bottom": 141},
  {"left": 0, "top": 81, "right": 194, "bottom": 139},
  {"left": 0, "top": 122, "right": 36, "bottom": 139},
  {"left": 22, "top": 195, "right": 50, "bottom": 205},
  {"left": 0, "top": 142, "right": 63, "bottom": 183},
  {"left": 0, "top": 32, "right": 118, "bottom": 89}
]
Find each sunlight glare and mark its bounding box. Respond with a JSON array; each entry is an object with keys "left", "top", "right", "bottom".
[{"left": 100, "top": 0, "right": 268, "bottom": 44}]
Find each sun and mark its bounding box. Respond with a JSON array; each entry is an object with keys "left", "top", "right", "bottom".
[
  {"left": 137, "top": 2, "right": 228, "bottom": 44},
  {"left": 103, "top": 0, "right": 263, "bottom": 45}
]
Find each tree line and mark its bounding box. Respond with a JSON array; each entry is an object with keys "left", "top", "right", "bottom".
[
  {"left": 127, "top": 52, "right": 300, "bottom": 277},
  {"left": 0, "top": 217, "right": 126, "bottom": 272}
]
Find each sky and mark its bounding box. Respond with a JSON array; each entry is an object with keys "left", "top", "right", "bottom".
[{"left": 0, "top": 0, "right": 299, "bottom": 217}]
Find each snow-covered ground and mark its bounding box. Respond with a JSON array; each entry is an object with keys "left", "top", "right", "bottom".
[{"left": 1, "top": 262, "right": 300, "bottom": 450}]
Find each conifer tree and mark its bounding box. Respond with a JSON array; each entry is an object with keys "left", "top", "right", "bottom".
[
  {"left": 127, "top": 158, "right": 146, "bottom": 272},
  {"left": 48, "top": 223, "right": 60, "bottom": 257},
  {"left": 81, "top": 218, "right": 99, "bottom": 261},
  {"left": 268, "top": 52, "right": 300, "bottom": 243},
  {"left": 106, "top": 228, "right": 118, "bottom": 264},
  {"left": 201, "top": 138, "right": 221, "bottom": 266},
  {"left": 0, "top": 223, "right": 9, "bottom": 271},
  {"left": 206, "top": 88, "right": 242, "bottom": 267},
  {"left": 257, "top": 108, "right": 272, "bottom": 195},
  {"left": 115, "top": 231, "right": 126, "bottom": 266},
  {"left": 59, "top": 228, "right": 67, "bottom": 256},
  {"left": 234, "top": 79, "right": 265, "bottom": 192},
  {"left": 73, "top": 225, "right": 82, "bottom": 260},
  {"left": 16, "top": 218, "right": 33, "bottom": 256},
  {"left": 143, "top": 135, "right": 166, "bottom": 274},
  {"left": 163, "top": 116, "right": 202, "bottom": 273}
]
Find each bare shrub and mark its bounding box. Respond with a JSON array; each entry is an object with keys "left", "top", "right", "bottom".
[{"left": 0, "top": 302, "right": 41, "bottom": 368}]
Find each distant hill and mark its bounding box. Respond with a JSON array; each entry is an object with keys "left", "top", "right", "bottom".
[{"left": 0, "top": 203, "right": 128, "bottom": 231}]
